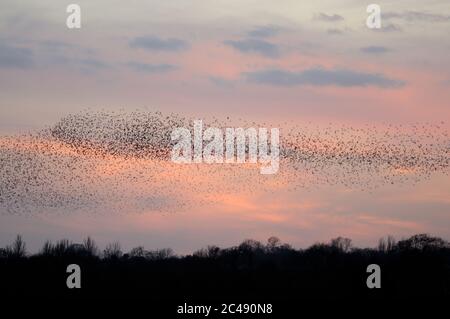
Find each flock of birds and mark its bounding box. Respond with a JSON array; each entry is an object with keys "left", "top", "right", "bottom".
[{"left": 0, "top": 110, "right": 449, "bottom": 214}]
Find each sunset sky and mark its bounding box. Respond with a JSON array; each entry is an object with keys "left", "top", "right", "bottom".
[{"left": 1, "top": 0, "right": 449, "bottom": 253}]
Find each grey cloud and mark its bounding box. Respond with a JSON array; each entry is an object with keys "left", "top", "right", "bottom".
[
  {"left": 379, "top": 23, "right": 402, "bottom": 32},
  {"left": 126, "top": 62, "right": 176, "bottom": 73},
  {"left": 368, "top": 23, "right": 402, "bottom": 33},
  {"left": 39, "top": 40, "right": 96, "bottom": 56},
  {"left": 40, "top": 40, "right": 73, "bottom": 50},
  {"left": 384, "top": 11, "right": 450, "bottom": 22},
  {"left": 129, "top": 36, "right": 189, "bottom": 52},
  {"left": 248, "top": 26, "right": 280, "bottom": 38},
  {"left": 0, "top": 43, "right": 33, "bottom": 69},
  {"left": 327, "top": 28, "right": 344, "bottom": 35},
  {"left": 78, "top": 58, "right": 109, "bottom": 69},
  {"left": 50, "top": 57, "right": 111, "bottom": 73},
  {"left": 0, "top": 40, "right": 108, "bottom": 72},
  {"left": 209, "top": 76, "right": 235, "bottom": 88},
  {"left": 315, "top": 13, "right": 344, "bottom": 22},
  {"left": 224, "top": 38, "right": 280, "bottom": 58},
  {"left": 244, "top": 68, "right": 405, "bottom": 88},
  {"left": 360, "top": 46, "right": 390, "bottom": 54},
  {"left": 70, "top": 58, "right": 111, "bottom": 75}
]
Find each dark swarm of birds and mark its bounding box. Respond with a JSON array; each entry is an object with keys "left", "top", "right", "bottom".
[{"left": 0, "top": 110, "right": 449, "bottom": 214}]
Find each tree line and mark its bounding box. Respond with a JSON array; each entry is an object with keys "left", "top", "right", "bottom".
[{"left": 0, "top": 234, "right": 449, "bottom": 300}]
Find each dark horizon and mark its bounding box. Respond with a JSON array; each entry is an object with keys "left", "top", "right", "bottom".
[
  {"left": 1, "top": 233, "right": 449, "bottom": 301},
  {"left": 2, "top": 233, "right": 450, "bottom": 258}
]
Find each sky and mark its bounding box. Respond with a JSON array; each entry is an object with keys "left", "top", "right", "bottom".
[{"left": 0, "top": 0, "right": 450, "bottom": 254}]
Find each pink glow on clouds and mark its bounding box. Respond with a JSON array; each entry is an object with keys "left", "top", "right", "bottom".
[{"left": 2, "top": 134, "right": 447, "bottom": 253}]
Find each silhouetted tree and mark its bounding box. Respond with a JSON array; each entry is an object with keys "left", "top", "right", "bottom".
[
  {"left": 129, "top": 246, "right": 145, "bottom": 258},
  {"left": 147, "top": 248, "right": 174, "bottom": 260},
  {"left": 194, "top": 246, "right": 220, "bottom": 258},
  {"left": 239, "top": 239, "right": 264, "bottom": 253},
  {"left": 378, "top": 235, "right": 396, "bottom": 252},
  {"left": 53, "top": 239, "right": 71, "bottom": 256},
  {"left": 397, "top": 234, "right": 448, "bottom": 250},
  {"left": 83, "top": 236, "right": 99, "bottom": 256},
  {"left": 40, "top": 240, "right": 54, "bottom": 256},
  {"left": 206, "top": 245, "right": 220, "bottom": 258},
  {"left": 330, "top": 237, "right": 352, "bottom": 252},
  {"left": 4, "top": 235, "right": 27, "bottom": 258},
  {"left": 104, "top": 242, "right": 122, "bottom": 259},
  {"left": 266, "top": 236, "right": 281, "bottom": 251}
]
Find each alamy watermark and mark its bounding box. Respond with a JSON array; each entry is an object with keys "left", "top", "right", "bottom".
[
  {"left": 170, "top": 120, "right": 280, "bottom": 174},
  {"left": 366, "top": 4, "right": 381, "bottom": 29},
  {"left": 66, "top": 4, "right": 81, "bottom": 29}
]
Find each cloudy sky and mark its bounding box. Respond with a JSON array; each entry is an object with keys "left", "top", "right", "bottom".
[{"left": 1, "top": 0, "right": 450, "bottom": 253}]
